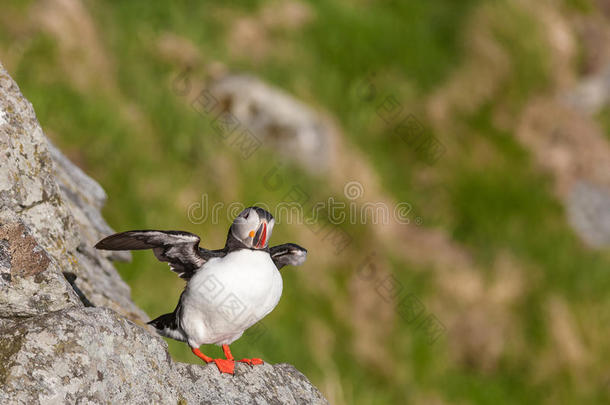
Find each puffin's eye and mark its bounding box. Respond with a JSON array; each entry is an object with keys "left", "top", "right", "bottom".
[
  {"left": 243, "top": 211, "right": 250, "bottom": 219},
  {"left": 249, "top": 230, "right": 255, "bottom": 238}
]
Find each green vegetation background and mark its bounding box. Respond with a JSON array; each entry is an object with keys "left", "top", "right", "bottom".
[{"left": 1, "top": 0, "right": 610, "bottom": 404}]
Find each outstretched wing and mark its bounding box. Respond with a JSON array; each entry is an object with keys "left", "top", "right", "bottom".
[
  {"left": 269, "top": 243, "right": 307, "bottom": 270},
  {"left": 95, "top": 230, "right": 207, "bottom": 280}
]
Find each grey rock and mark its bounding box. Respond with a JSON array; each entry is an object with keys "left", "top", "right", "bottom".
[
  {"left": 47, "top": 141, "right": 146, "bottom": 321},
  {"left": 0, "top": 63, "right": 81, "bottom": 279},
  {"left": 209, "top": 75, "right": 334, "bottom": 172},
  {"left": 0, "top": 60, "right": 146, "bottom": 323},
  {"left": 0, "top": 307, "right": 327, "bottom": 405},
  {"left": 567, "top": 181, "right": 610, "bottom": 247},
  {"left": 0, "top": 209, "right": 79, "bottom": 317},
  {"left": 0, "top": 61, "right": 328, "bottom": 404},
  {"left": 563, "top": 65, "right": 610, "bottom": 114}
]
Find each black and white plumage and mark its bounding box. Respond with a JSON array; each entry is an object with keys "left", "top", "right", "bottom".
[
  {"left": 95, "top": 230, "right": 209, "bottom": 279},
  {"left": 95, "top": 206, "right": 307, "bottom": 359}
]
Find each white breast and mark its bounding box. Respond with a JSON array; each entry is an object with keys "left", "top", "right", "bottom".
[{"left": 180, "top": 249, "right": 282, "bottom": 347}]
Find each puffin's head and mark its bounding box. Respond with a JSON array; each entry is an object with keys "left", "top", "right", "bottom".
[{"left": 231, "top": 206, "right": 275, "bottom": 249}]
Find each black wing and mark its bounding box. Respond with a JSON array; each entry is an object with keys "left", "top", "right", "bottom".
[
  {"left": 95, "top": 230, "right": 208, "bottom": 280},
  {"left": 269, "top": 243, "right": 307, "bottom": 270}
]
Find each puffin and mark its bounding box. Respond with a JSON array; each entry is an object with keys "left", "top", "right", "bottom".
[{"left": 95, "top": 206, "right": 307, "bottom": 374}]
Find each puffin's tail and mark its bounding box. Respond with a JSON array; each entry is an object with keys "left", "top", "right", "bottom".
[{"left": 148, "top": 312, "right": 187, "bottom": 342}]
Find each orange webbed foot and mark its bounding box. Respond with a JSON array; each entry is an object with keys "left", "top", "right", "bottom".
[
  {"left": 214, "top": 358, "right": 236, "bottom": 374},
  {"left": 192, "top": 347, "right": 236, "bottom": 374},
  {"left": 238, "top": 358, "right": 264, "bottom": 366}
]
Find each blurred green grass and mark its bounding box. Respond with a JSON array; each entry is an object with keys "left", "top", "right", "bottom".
[{"left": 2, "top": 0, "right": 610, "bottom": 404}]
